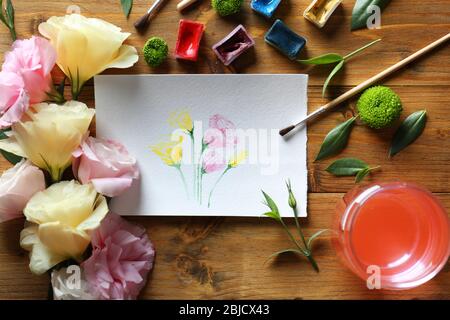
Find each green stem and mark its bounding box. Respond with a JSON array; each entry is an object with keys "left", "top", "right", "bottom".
[
  {"left": 207, "top": 167, "right": 229, "bottom": 208},
  {"left": 282, "top": 215, "right": 319, "bottom": 272},
  {"left": 196, "top": 144, "right": 206, "bottom": 204},
  {"left": 199, "top": 171, "right": 203, "bottom": 205},
  {"left": 292, "top": 207, "right": 308, "bottom": 249},
  {"left": 343, "top": 38, "right": 381, "bottom": 61},
  {"left": 9, "top": 26, "right": 16, "bottom": 41},
  {"left": 189, "top": 130, "right": 196, "bottom": 199},
  {"left": 176, "top": 166, "right": 189, "bottom": 199},
  {"left": 279, "top": 218, "right": 307, "bottom": 256},
  {"left": 306, "top": 254, "right": 320, "bottom": 272}
]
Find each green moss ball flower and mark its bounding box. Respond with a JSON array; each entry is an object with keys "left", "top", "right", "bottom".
[
  {"left": 212, "top": 0, "right": 244, "bottom": 16},
  {"left": 143, "top": 37, "right": 168, "bottom": 67},
  {"left": 357, "top": 86, "right": 403, "bottom": 129}
]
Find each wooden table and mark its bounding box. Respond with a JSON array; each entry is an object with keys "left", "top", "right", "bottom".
[{"left": 0, "top": 0, "right": 449, "bottom": 300}]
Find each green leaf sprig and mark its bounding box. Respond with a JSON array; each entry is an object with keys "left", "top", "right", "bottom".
[
  {"left": 120, "top": 0, "right": 133, "bottom": 18},
  {"left": 389, "top": 110, "right": 427, "bottom": 157},
  {"left": 315, "top": 116, "right": 356, "bottom": 161},
  {"left": 298, "top": 39, "right": 381, "bottom": 97},
  {"left": 0, "top": 0, "right": 16, "bottom": 41},
  {"left": 0, "top": 129, "right": 22, "bottom": 164},
  {"left": 351, "top": 0, "right": 391, "bottom": 31},
  {"left": 262, "top": 181, "right": 327, "bottom": 272},
  {"left": 326, "top": 157, "right": 380, "bottom": 183}
]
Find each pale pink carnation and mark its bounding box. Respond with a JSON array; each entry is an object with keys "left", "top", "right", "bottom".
[
  {"left": 82, "top": 213, "right": 155, "bottom": 300},
  {"left": 2, "top": 36, "right": 56, "bottom": 104},
  {"left": 0, "top": 71, "right": 29, "bottom": 128}
]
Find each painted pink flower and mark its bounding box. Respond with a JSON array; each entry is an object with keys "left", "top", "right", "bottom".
[
  {"left": 203, "top": 128, "right": 224, "bottom": 148},
  {"left": 82, "top": 213, "right": 155, "bottom": 300},
  {"left": 0, "top": 71, "right": 29, "bottom": 128},
  {"left": 203, "top": 114, "right": 238, "bottom": 148},
  {"left": 209, "top": 114, "right": 235, "bottom": 134},
  {"left": 0, "top": 159, "right": 46, "bottom": 223},
  {"left": 72, "top": 137, "right": 139, "bottom": 197},
  {"left": 202, "top": 148, "right": 226, "bottom": 174},
  {"left": 2, "top": 36, "right": 56, "bottom": 104}
]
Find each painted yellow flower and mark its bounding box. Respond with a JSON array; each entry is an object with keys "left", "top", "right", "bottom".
[
  {"left": 168, "top": 111, "right": 193, "bottom": 133},
  {"left": 150, "top": 136, "right": 184, "bottom": 167},
  {"left": 228, "top": 150, "right": 248, "bottom": 168}
]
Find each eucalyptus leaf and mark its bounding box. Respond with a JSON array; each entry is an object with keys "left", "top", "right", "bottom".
[
  {"left": 0, "top": 129, "right": 22, "bottom": 164},
  {"left": 262, "top": 191, "right": 279, "bottom": 214},
  {"left": 322, "top": 60, "right": 344, "bottom": 97},
  {"left": 315, "top": 117, "right": 356, "bottom": 161},
  {"left": 267, "top": 248, "right": 303, "bottom": 261},
  {"left": 351, "top": 0, "right": 391, "bottom": 30},
  {"left": 0, "top": 0, "right": 6, "bottom": 24},
  {"left": 121, "top": 0, "right": 133, "bottom": 18},
  {"left": 0, "top": 0, "right": 16, "bottom": 40},
  {"left": 389, "top": 110, "right": 427, "bottom": 157},
  {"left": 263, "top": 211, "right": 281, "bottom": 221},
  {"left": 355, "top": 167, "right": 371, "bottom": 183},
  {"left": 306, "top": 229, "right": 328, "bottom": 251},
  {"left": 6, "top": 0, "right": 13, "bottom": 26},
  {"left": 326, "top": 158, "right": 369, "bottom": 176},
  {"left": 298, "top": 53, "right": 343, "bottom": 65}
]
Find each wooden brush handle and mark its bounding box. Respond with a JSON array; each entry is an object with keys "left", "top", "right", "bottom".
[
  {"left": 177, "top": 0, "right": 198, "bottom": 11},
  {"left": 279, "top": 33, "right": 450, "bottom": 136}
]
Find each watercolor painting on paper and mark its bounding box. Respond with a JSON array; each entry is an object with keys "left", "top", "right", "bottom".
[
  {"left": 95, "top": 74, "right": 308, "bottom": 217},
  {"left": 150, "top": 111, "right": 248, "bottom": 207}
]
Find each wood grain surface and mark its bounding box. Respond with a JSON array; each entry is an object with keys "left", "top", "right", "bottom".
[{"left": 0, "top": 0, "right": 449, "bottom": 300}]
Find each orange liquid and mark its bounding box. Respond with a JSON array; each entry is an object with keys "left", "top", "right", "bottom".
[{"left": 334, "top": 182, "right": 450, "bottom": 289}]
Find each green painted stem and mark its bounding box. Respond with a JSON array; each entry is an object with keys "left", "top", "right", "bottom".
[
  {"left": 207, "top": 167, "right": 229, "bottom": 208},
  {"left": 176, "top": 166, "right": 189, "bottom": 198},
  {"left": 189, "top": 131, "right": 196, "bottom": 199}
]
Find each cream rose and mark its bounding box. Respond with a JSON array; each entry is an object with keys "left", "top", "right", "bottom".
[
  {"left": 20, "top": 180, "right": 108, "bottom": 275},
  {"left": 38, "top": 14, "right": 138, "bottom": 99},
  {"left": 0, "top": 101, "right": 94, "bottom": 182}
]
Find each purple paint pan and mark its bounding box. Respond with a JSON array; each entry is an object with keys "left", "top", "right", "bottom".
[{"left": 212, "top": 25, "right": 255, "bottom": 66}]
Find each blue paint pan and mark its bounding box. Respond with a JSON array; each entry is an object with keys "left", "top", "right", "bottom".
[
  {"left": 264, "top": 19, "right": 306, "bottom": 60},
  {"left": 251, "top": 0, "right": 282, "bottom": 18}
]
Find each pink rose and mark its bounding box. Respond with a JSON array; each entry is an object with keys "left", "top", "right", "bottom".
[
  {"left": 72, "top": 137, "right": 139, "bottom": 197},
  {"left": 2, "top": 36, "right": 56, "bottom": 104},
  {"left": 0, "top": 71, "right": 29, "bottom": 128},
  {"left": 82, "top": 213, "right": 155, "bottom": 300},
  {"left": 202, "top": 148, "right": 226, "bottom": 174},
  {"left": 0, "top": 160, "right": 46, "bottom": 223},
  {"left": 204, "top": 114, "right": 238, "bottom": 148}
]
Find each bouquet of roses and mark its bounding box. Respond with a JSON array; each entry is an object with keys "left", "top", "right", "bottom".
[{"left": 0, "top": 12, "right": 155, "bottom": 300}]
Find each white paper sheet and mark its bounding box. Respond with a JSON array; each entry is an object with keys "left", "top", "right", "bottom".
[{"left": 95, "top": 74, "right": 308, "bottom": 217}]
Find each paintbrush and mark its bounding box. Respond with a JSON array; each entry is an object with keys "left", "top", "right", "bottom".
[
  {"left": 279, "top": 33, "right": 450, "bottom": 137},
  {"left": 134, "top": 0, "right": 169, "bottom": 31},
  {"left": 177, "top": 0, "right": 200, "bottom": 11}
]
